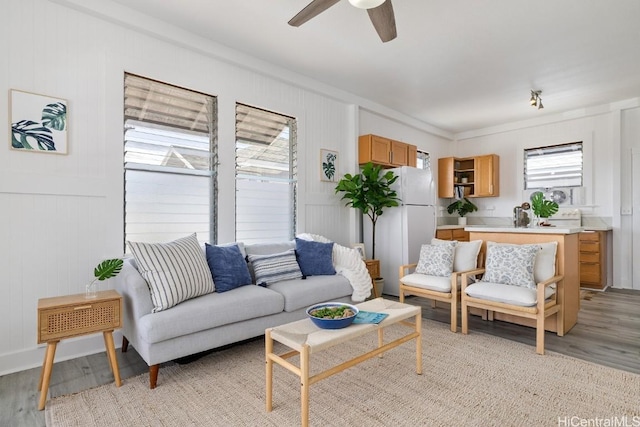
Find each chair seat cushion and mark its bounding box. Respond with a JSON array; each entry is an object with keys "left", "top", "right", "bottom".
[
  {"left": 401, "top": 273, "right": 452, "bottom": 293},
  {"left": 465, "top": 281, "right": 556, "bottom": 307}
]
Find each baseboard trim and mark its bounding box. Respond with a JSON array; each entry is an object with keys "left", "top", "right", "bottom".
[{"left": 0, "top": 330, "right": 123, "bottom": 376}]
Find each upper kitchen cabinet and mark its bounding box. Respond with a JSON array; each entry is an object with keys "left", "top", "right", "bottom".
[
  {"left": 358, "top": 134, "right": 417, "bottom": 168},
  {"left": 438, "top": 154, "right": 500, "bottom": 198}
]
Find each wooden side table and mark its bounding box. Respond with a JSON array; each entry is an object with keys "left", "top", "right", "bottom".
[
  {"left": 364, "top": 259, "right": 381, "bottom": 298},
  {"left": 37, "top": 289, "right": 123, "bottom": 410}
]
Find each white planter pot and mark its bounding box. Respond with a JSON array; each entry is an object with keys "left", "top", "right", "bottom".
[{"left": 458, "top": 217, "right": 467, "bottom": 226}]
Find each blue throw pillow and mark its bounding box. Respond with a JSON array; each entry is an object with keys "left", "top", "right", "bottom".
[
  {"left": 205, "top": 243, "right": 252, "bottom": 293},
  {"left": 295, "top": 238, "right": 336, "bottom": 276}
]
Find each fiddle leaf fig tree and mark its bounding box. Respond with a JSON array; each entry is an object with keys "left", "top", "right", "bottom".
[{"left": 335, "top": 162, "right": 400, "bottom": 259}]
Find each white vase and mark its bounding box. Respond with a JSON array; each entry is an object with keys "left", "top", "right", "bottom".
[{"left": 458, "top": 217, "right": 467, "bottom": 226}]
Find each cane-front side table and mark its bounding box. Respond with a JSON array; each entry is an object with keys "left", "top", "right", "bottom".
[{"left": 37, "top": 289, "right": 122, "bottom": 410}]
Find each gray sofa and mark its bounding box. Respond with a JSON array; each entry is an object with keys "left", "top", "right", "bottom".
[{"left": 114, "top": 241, "right": 355, "bottom": 388}]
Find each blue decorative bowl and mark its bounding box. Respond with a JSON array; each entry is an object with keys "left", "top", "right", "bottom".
[{"left": 306, "top": 302, "right": 359, "bottom": 329}]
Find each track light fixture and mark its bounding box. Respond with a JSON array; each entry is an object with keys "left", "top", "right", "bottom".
[{"left": 530, "top": 90, "right": 543, "bottom": 110}]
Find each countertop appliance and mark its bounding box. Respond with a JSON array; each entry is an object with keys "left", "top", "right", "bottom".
[
  {"left": 546, "top": 208, "right": 582, "bottom": 227},
  {"left": 363, "top": 166, "right": 436, "bottom": 296}
]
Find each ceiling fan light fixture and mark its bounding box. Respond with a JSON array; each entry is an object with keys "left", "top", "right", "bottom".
[
  {"left": 348, "top": 0, "right": 385, "bottom": 9},
  {"left": 530, "top": 90, "right": 543, "bottom": 109}
]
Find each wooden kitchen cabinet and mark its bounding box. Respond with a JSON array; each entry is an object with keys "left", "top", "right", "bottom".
[
  {"left": 358, "top": 134, "right": 417, "bottom": 168},
  {"left": 474, "top": 154, "right": 499, "bottom": 197},
  {"left": 406, "top": 144, "right": 417, "bottom": 167},
  {"left": 437, "top": 154, "right": 499, "bottom": 198},
  {"left": 435, "top": 228, "right": 469, "bottom": 242},
  {"left": 579, "top": 231, "right": 607, "bottom": 289}
]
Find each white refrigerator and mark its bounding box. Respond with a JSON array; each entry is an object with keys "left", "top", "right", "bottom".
[{"left": 363, "top": 166, "right": 437, "bottom": 296}]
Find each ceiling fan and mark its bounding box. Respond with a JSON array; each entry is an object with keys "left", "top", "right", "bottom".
[{"left": 288, "top": 0, "right": 397, "bottom": 43}]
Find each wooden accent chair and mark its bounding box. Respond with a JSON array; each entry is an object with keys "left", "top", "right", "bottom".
[
  {"left": 399, "top": 239, "right": 483, "bottom": 333},
  {"left": 460, "top": 241, "right": 564, "bottom": 355}
]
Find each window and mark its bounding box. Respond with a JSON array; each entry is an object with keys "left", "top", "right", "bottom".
[
  {"left": 524, "top": 142, "right": 583, "bottom": 189},
  {"left": 416, "top": 150, "right": 431, "bottom": 170},
  {"left": 235, "top": 103, "right": 297, "bottom": 244},
  {"left": 124, "top": 74, "right": 217, "bottom": 245}
]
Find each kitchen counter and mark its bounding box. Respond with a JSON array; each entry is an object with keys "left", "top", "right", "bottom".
[
  {"left": 464, "top": 225, "right": 583, "bottom": 234},
  {"left": 582, "top": 226, "right": 613, "bottom": 231},
  {"left": 437, "top": 225, "right": 466, "bottom": 230}
]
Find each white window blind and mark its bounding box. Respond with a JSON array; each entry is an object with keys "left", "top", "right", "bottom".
[
  {"left": 524, "top": 142, "right": 583, "bottom": 189},
  {"left": 235, "top": 103, "right": 297, "bottom": 244},
  {"left": 124, "top": 73, "right": 217, "bottom": 245}
]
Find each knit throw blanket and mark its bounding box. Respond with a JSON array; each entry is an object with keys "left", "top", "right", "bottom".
[{"left": 297, "top": 234, "right": 372, "bottom": 302}]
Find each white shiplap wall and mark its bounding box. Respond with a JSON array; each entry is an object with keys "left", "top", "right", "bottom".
[{"left": 0, "top": 0, "right": 452, "bottom": 374}]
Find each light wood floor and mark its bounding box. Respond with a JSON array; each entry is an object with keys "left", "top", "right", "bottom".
[{"left": 2, "top": 288, "right": 638, "bottom": 427}]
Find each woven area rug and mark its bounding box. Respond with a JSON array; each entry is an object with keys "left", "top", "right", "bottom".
[{"left": 46, "top": 319, "right": 639, "bottom": 427}]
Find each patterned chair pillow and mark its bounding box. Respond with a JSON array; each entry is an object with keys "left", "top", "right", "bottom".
[
  {"left": 482, "top": 242, "right": 540, "bottom": 289},
  {"left": 128, "top": 233, "right": 215, "bottom": 313},
  {"left": 415, "top": 241, "right": 457, "bottom": 277},
  {"left": 247, "top": 249, "right": 303, "bottom": 286}
]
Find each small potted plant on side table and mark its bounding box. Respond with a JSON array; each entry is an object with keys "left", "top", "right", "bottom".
[{"left": 446, "top": 197, "right": 478, "bottom": 226}]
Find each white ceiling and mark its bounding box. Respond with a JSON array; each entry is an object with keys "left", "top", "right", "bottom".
[{"left": 109, "top": 0, "right": 640, "bottom": 134}]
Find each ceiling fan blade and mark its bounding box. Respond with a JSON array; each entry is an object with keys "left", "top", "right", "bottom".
[
  {"left": 367, "top": 0, "right": 397, "bottom": 42},
  {"left": 288, "top": 0, "right": 341, "bottom": 27}
]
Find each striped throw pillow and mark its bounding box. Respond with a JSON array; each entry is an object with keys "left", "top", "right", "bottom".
[
  {"left": 128, "top": 233, "right": 214, "bottom": 313},
  {"left": 247, "top": 249, "right": 303, "bottom": 286}
]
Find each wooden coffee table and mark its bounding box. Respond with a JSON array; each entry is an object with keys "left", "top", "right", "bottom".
[{"left": 265, "top": 298, "right": 422, "bottom": 427}]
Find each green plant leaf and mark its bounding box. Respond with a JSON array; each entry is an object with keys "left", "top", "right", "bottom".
[
  {"left": 11, "top": 120, "right": 55, "bottom": 150},
  {"left": 94, "top": 259, "right": 124, "bottom": 281},
  {"left": 446, "top": 198, "right": 478, "bottom": 217},
  {"left": 42, "top": 102, "right": 66, "bottom": 131},
  {"left": 531, "top": 192, "right": 559, "bottom": 218}
]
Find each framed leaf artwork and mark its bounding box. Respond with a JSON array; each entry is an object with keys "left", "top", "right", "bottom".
[
  {"left": 10, "top": 89, "right": 68, "bottom": 154},
  {"left": 320, "top": 149, "right": 338, "bottom": 182}
]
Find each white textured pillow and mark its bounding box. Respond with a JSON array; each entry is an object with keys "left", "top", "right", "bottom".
[
  {"left": 128, "top": 233, "right": 215, "bottom": 313},
  {"left": 415, "top": 242, "right": 457, "bottom": 277},
  {"left": 432, "top": 238, "right": 482, "bottom": 272},
  {"left": 534, "top": 242, "right": 558, "bottom": 283},
  {"left": 482, "top": 242, "right": 540, "bottom": 289}
]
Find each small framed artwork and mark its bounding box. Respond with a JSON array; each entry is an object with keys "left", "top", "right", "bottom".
[
  {"left": 10, "top": 89, "right": 68, "bottom": 154},
  {"left": 352, "top": 243, "right": 366, "bottom": 260},
  {"left": 320, "top": 149, "right": 338, "bottom": 182}
]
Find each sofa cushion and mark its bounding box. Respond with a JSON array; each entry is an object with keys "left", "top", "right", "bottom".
[
  {"left": 267, "top": 275, "right": 352, "bottom": 312},
  {"left": 205, "top": 243, "right": 252, "bottom": 293},
  {"left": 247, "top": 249, "right": 303, "bottom": 286},
  {"left": 295, "top": 237, "right": 336, "bottom": 276},
  {"left": 432, "top": 238, "right": 482, "bottom": 272},
  {"left": 137, "top": 285, "right": 285, "bottom": 344},
  {"left": 128, "top": 233, "right": 214, "bottom": 313},
  {"left": 483, "top": 242, "right": 540, "bottom": 289},
  {"left": 415, "top": 242, "right": 456, "bottom": 277},
  {"left": 465, "top": 281, "right": 556, "bottom": 307}
]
